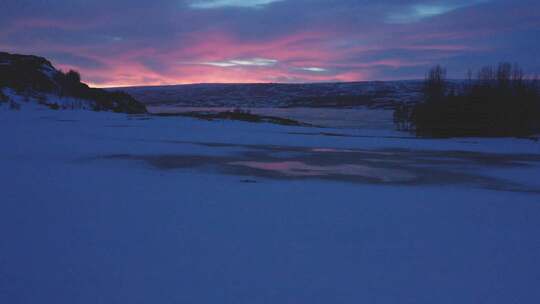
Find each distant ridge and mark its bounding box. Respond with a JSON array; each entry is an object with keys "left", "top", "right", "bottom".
[{"left": 116, "top": 81, "right": 435, "bottom": 109}]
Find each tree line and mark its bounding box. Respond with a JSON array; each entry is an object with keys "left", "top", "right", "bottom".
[{"left": 394, "top": 63, "right": 540, "bottom": 137}]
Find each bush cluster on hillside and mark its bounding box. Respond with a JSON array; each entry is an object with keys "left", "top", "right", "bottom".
[
  {"left": 394, "top": 63, "right": 540, "bottom": 137},
  {"left": 53, "top": 69, "right": 147, "bottom": 113}
]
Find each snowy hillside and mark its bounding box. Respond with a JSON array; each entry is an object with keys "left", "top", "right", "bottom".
[{"left": 0, "top": 52, "right": 147, "bottom": 113}]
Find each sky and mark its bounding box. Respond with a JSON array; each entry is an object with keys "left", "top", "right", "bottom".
[{"left": 1, "top": 0, "right": 539, "bottom": 87}]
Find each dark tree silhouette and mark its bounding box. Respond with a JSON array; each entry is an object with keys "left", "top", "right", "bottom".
[
  {"left": 424, "top": 65, "right": 447, "bottom": 102},
  {"left": 0, "top": 89, "right": 7, "bottom": 103},
  {"left": 65, "top": 70, "right": 81, "bottom": 84}
]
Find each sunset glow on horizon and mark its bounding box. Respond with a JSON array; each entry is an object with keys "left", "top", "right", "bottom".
[{"left": 2, "top": 0, "right": 539, "bottom": 87}]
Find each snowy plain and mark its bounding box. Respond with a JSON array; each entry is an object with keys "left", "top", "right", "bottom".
[{"left": 1, "top": 104, "right": 540, "bottom": 303}]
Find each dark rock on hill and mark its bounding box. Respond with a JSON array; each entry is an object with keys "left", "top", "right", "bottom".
[{"left": 0, "top": 52, "right": 147, "bottom": 114}]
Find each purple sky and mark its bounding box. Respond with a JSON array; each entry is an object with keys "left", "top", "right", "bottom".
[{"left": 1, "top": 0, "right": 539, "bottom": 87}]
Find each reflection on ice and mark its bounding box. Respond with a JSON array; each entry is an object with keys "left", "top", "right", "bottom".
[
  {"left": 311, "top": 148, "right": 356, "bottom": 153},
  {"left": 230, "top": 161, "right": 416, "bottom": 182}
]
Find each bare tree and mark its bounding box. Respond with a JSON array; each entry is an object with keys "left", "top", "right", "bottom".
[
  {"left": 424, "top": 65, "right": 447, "bottom": 102},
  {"left": 477, "top": 66, "right": 494, "bottom": 85}
]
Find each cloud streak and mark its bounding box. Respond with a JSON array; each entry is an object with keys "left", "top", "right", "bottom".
[
  {"left": 198, "top": 58, "right": 278, "bottom": 67},
  {"left": 189, "top": 0, "right": 284, "bottom": 9},
  {"left": 386, "top": 0, "right": 491, "bottom": 24}
]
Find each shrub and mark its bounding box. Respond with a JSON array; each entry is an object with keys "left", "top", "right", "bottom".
[
  {"left": 0, "top": 90, "right": 7, "bottom": 103},
  {"left": 47, "top": 103, "right": 60, "bottom": 110},
  {"left": 9, "top": 101, "right": 21, "bottom": 110}
]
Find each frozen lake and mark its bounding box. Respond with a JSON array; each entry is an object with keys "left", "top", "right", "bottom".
[{"left": 1, "top": 106, "right": 540, "bottom": 303}]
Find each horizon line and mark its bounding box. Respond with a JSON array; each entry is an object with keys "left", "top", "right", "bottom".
[{"left": 96, "top": 79, "right": 432, "bottom": 89}]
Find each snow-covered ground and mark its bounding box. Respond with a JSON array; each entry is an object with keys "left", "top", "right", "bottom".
[{"left": 1, "top": 106, "right": 540, "bottom": 303}]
